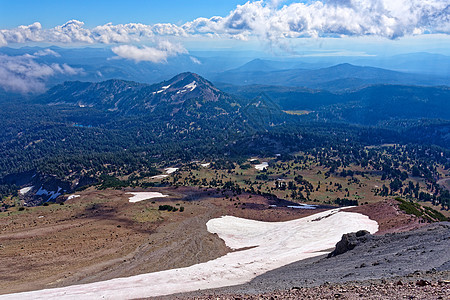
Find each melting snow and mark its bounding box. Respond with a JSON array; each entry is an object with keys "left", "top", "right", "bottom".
[
  {"left": 287, "top": 205, "right": 317, "bottom": 210},
  {"left": 165, "top": 168, "right": 179, "bottom": 174},
  {"left": 151, "top": 175, "right": 169, "bottom": 180},
  {"left": 3, "top": 208, "right": 378, "bottom": 299},
  {"left": 35, "top": 186, "right": 62, "bottom": 201},
  {"left": 184, "top": 81, "right": 197, "bottom": 91},
  {"left": 127, "top": 192, "right": 168, "bottom": 203},
  {"left": 156, "top": 85, "right": 171, "bottom": 94},
  {"left": 19, "top": 186, "right": 33, "bottom": 195},
  {"left": 255, "top": 162, "right": 269, "bottom": 170}
]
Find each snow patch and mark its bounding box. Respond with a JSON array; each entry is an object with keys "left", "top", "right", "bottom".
[
  {"left": 35, "top": 187, "right": 49, "bottom": 196},
  {"left": 35, "top": 186, "right": 62, "bottom": 201},
  {"left": 3, "top": 208, "right": 378, "bottom": 299},
  {"left": 151, "top": 175, "right": 169, "bottom": 180},
  {"left": 127, "top": 192, "right": 168, "bottom": 203},
  {"left": 155, "top": 85, "right": 171, "bottom": 94},
  {"left": 165, "top": 167, "right": 179, "bottom": 174},
  {"left": 19, "top": 186, "right": 33, "bottom": 195},
  {"left": 201, "top": 163, "right": 210, "bottom": 167},
  {"left": 255, "top": 162, "right": 268, "bottom": 170},
  {"left": 67, "top": 195, "right": 80, "bottom": 201},
  {"left": 184, "top": 81, "right": 197, "bottom": 91},
  {"left": 287, "top": 205, "right": 317, "bottom": 210}
]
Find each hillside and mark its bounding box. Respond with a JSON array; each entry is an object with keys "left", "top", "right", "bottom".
[
  {"left": 1, "top": 73, "right": 450, "bottom": 206},
  {"left": 222, "top": 84, "right": 450, "bottom": 123}
]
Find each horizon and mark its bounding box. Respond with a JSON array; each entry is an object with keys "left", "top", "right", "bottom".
[{"left": 0, "top": 1, "right": 449, "bottom": 93}]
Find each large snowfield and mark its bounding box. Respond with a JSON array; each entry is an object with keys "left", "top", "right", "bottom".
[{"left": 1, "top": 208, "right": 378, "bottom": 299}]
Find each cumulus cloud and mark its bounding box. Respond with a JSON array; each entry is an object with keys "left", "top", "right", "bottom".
[
  {"left": 0, "top": 54, "right": 84, "bottom": 93},
  {"left": 183, "top": 0, "right": 450, "bottom": 40},
  {"left": 111, "top": 42, "right": 187, "bottom": 63},
  {"left": 0, "top": 19, "right": 187, "bottom": 45},
  {"left": 0, "top": 0, "right": 448, "bottom": 48}
]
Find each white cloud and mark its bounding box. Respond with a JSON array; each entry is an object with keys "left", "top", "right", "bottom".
[
  {"left": 0, "top": 1, "right": 448, "bottom": 48},
  {"left": 0, "top": 54, "right": 84, "bottom": 94},
  {"left": 111, "top": 42, "right": 187, "bottom": 63},
  {"left": 0, "top": 20, "right": 187, "bottom": 45},
  {"left": 185, "top": 0, "right": 450, "bottom": 41},
  {"left": 33, "top": 48, "right": 61, "bottom": 57},
  {"left": 190, "top": 56, "right": 202, "bottom": 64}
]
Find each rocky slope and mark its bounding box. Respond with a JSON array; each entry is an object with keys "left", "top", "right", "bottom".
[{"left": 176, "top": 222, "right": 450, "bottom": 299}]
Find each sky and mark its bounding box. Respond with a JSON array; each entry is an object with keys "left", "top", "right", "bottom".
[
  {"left": 0, "top": 0, "right": 449, "bottom": 56},
  {"left": 0, "top": 1, "right": 250, "bottom": 28},
  {"left": 0, "top": 0, "right": 449, "bottom": 93}
]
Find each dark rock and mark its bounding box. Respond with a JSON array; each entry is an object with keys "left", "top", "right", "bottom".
[
  {"left": 328, "top": 230, "right": 372, "bottom": 257},
  {"left": 416, "top": 280, "right": 431, "bottom": 286}
]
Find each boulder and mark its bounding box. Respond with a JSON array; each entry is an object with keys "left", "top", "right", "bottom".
[{"left": 328, "top": 230, "right": 372, "bottom": 258}]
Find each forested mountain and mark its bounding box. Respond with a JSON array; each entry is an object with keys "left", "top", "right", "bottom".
[
  {"left": 36, "top": 73, "right": 242, "bottom": 118},
  {"left": 1, "top": 72, "right": 449, "bottom": 204},
  {"left": 222, "top": 84, "right": 450, "bottom": 123}
]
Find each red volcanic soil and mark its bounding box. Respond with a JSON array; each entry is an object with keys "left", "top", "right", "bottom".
[{"left": 347, "top": 199, "right": 428, "bottom": 235}]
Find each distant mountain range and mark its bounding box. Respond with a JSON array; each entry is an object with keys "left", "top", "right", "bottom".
[
  {"left": 213, "top": 62, "right": 450, "bottom": 91},
  {"left": 1, "top": 72, "right": 449, "bottom": 202},
  {"left": 36, "top": 72, "right": 450, "bottom": 126},
  {"left": 1, "top": 47, "right": 449, "bottom": 94}
]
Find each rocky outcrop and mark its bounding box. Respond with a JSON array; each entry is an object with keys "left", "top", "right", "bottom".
[{"left": 327, "top": 230, "right": 372, "bottom": 257}]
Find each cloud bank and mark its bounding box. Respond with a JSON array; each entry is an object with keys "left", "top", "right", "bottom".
[
  {"left": 0, "top": 0, "right": 448, "bottom": 47},
  {"left": 0, "top": 53, "right": 84, "bottom": 93},
  {"left": 111, "top": 41, "right": 187, "bottom": 63}
]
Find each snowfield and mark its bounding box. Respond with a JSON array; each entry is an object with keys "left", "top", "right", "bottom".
[
  {"left": 255, "top": 162, "right": 269, "bottom": 170},
  {"left": 150, "top": 174, "right": 169, "bottom": 179},
  {"left": 165, "top": 167, "right": 179, "bottom": 174},
  {"left": 0, "top": 208, "right": 378, "bottom": 299},
  {"left": 126, "top": 192, "right": 168, "bottom": 203},
  {"left": 19, "top": 186, "right": 33, "bottom": 195}
]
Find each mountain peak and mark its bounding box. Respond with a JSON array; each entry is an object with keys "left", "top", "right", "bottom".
[
  {"left": 164, "top": 72, "right": 216, "bottom": 89},
  {"left": 151, "top": 72, "right": 221, "bottom": 100}
]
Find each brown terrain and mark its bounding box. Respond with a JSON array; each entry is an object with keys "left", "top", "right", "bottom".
[
  {"left": 0, "top": 186, "right": 324, "bottom": 294},
  {"left": 0, "top": 186, "right": 447, "bottom": 298}
]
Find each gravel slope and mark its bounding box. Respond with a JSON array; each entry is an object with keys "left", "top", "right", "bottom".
[{"left": 176, "top": 222, "right": 450, "bottom": 299}]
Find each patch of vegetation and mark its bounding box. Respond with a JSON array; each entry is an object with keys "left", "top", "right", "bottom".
[
  {"left": 396, "top": 197, "right": 449, "bottom": 222},
  {"left": 396, "top": 197, "right": 423, "bottom": 218},
  {"left": 334, "top": 198, "right": 358, "bottom": 207},
  {"left": 98, "top": 175, "right": 129, "bottom": 190},
  {"left": 423, "top": 206, "right": 448, "bottom": 222},
  {"left": 158, "top": 205, "right": 183, "bottom": 212},
  {"left": 239, "top": 163, "right": 251, "bottom": 170}
]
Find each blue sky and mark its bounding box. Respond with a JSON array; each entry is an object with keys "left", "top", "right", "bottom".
[
  {"left": 0, "top": 0, "right": 249, "bottom": 28},
  {"left": 0, "top": 0, "right": 449, "bottom": 57},
  {"left": 0, "top": 0, "right": 448, "bottom": 93}
]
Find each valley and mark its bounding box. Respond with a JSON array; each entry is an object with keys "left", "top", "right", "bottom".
[
  {"left": 0, "top": 59, "right": 449, "bottom": 299},
  {"left": 1, "top": 1, "right": 450, "bottom": 298}
]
